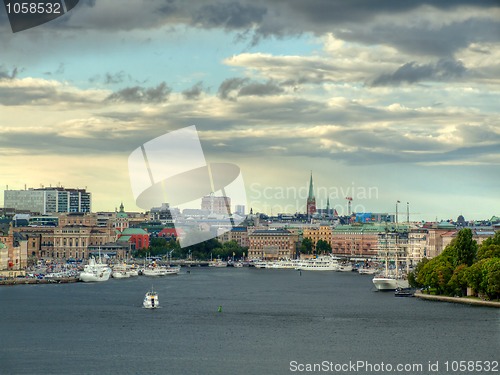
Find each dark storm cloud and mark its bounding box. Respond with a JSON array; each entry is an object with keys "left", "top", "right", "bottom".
[
  {"left": 336, "top": 18, "right": 500, "bottom": 58},
  {"left": 182, "top": 81, "right": 205, "bottom": 100},
  {"left": 372, "top": 59, "right": 467, "bottom": 86},
  {"left": 218, "top": 78, "right": 283, "bottom": 100},
  {"left": 106, "top": 82, "right": 171, "bottom": 103},
  {"left": 192, "top": 2, "right": 267, "bottom": 29}
]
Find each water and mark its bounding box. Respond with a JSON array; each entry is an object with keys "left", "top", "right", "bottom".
[{"left": 0, "top": 268, "right": 498, "bottom": 375}]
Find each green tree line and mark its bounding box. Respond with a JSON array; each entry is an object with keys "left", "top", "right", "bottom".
[
  {"left": 133, "top": 237, "right": 247, "bottom": 261},
  {"left": 408, "top": 229, "right": 500, "bottom": 300}
]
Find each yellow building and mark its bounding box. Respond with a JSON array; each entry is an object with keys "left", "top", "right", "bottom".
[{"left": 303, "top": 225, "right": 332, "bottom": 249}]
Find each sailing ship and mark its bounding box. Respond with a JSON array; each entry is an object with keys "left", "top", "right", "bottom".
[{"left": 372, "top": 227, "right": 409, "bottom": 291}]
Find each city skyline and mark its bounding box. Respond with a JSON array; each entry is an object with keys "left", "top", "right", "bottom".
[{"left": 1, "top": 1, "right": 499, "bottom": 221}]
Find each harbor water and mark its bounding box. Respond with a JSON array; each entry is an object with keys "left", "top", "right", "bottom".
[{"left": 0, "top": 268, "right": 498, "bottom": 375}]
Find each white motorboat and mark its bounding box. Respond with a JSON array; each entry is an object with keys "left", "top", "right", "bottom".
[
  {"left": 143, "top": 288, "right": 159, "bottom": 309},
  {"left": 112, "top": 264, "right": 130, "bottom": 279},
  {"left": 336, "top": 264, "right": 354, "bottom": 272},
  {"left": 209, "top": 259, "right": 228, "bottom": 267},
  {"left": 79, "top": 257, "right": 112, "bottom": 282},
  {"left": 358, "top": 268, "right": 378, "bottom": 275},
  {"left": 295, "top": 256, "right": 339, "bottom": 271}
]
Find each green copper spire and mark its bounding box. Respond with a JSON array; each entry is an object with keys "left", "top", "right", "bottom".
[{"left": 308, "top": 172, "right": 315, "bottom": 200}]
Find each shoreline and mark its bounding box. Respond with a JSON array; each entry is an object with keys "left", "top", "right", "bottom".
[
  {"left": 0, "top": 277, "right": 79, "bottom": 285},
  {"left": 414, "top": 290, "right": 500, "bottom": 308}
]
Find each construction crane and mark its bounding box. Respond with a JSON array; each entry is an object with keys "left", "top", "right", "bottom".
[{"left": 345, "top": 197, "right": 353, "bottom": 216}]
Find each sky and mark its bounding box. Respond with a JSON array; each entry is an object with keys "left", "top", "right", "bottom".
[{"left": 0, "top": 0, "right": 499, "bottom": 222}]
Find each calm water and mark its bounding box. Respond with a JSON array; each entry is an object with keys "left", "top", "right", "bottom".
[{"left": 0, "top": 268, "right": 498, "bottom": 375}]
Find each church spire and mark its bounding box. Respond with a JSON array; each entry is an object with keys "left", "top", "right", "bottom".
[
  {"left": 308, "top": 171, "right": 315, "bottom": 200},
  {"left": 306, "top": 172, "right": 316, "bottom": 218}
]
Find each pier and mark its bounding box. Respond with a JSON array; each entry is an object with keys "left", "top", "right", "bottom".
[{"left": 414, "top": 291, "right": 500, "bottom": 308}]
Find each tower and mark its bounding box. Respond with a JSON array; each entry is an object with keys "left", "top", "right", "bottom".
[{"left": 306, "top": 172, "right": 316, "bottom": 218}]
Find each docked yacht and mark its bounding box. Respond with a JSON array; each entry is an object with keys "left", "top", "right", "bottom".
[
  {"left": 142, "top": 263, "right": 180, "bottom": 276},
  {"left": 295, "top": 256, "right": 339, "bottom": 271},
  {"left": 111, "top": 264, "right": 130, "bottom": 279},
  {"left": 266, "top": 259, "right": 299, "bottom": 269},
  {"left": 209, "top": 259, "right": 228, "bottom": 267},
  {"left": 79, "top": 257, "right": 112, "bottom": 282},
  {"left": 358, "top": 268, "right": 378, "bottom": 275}
]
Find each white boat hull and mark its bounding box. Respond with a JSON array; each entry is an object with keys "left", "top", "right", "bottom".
[
  {"left": 373, "top": 277, "right": 409, "bottom": 291},
  {"left": 79, "top": 269, "right": 111, "bottom": 282},
  {"left": 143, "top": 267, "right": 180, "bottom": 276}
]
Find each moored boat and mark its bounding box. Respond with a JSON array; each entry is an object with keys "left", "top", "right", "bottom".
[
  {"left": 295, "top": 256, "right": 339, "bottom": 271},
  {"left": 79, "top": 257, "right": 112, "bottom": 282},
  {"left": 373, "top": 274, "right": 409, "bottom": 291},
  {"left": 394, "top": 287, "right": 415, "bottom": 297}
]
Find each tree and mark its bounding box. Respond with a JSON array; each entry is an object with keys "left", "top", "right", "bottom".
[
  {"left": 408, "top": 257, "right": 429, "bottom": 288},
  {"left": 454, "top": 228, "right": 477, "bottom": 267},
  {"left": 300, "top": 238, "right": 313, "bottom": 254},
  {"left": 447, "top": 264, "right": 469, "bottom": 297},
  {"left": 477, "top": 231, "right": 500, "bottom": 260},
  {"left": 417, "top": 257, "right": 454, "bottom": 294},
  {"left": 316, "top": 239, "right": 332, "bottom": 254}
]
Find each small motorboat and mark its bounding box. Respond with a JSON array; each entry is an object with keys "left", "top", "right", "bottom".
[
  {"left": 143, "top": 287, "right": 159, "bottom": 309},
  {"left": 394, "top": 287, "right": 415, "bottom": 297}
]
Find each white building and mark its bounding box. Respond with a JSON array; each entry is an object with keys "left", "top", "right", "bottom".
[{"left": 4, "top": 187, "right": 91, "bottom": 214}]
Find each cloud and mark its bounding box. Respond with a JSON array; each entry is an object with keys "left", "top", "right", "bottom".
[
  {"left": 217, "top": 77, "right": 283, "bottom": 100},
  {"left": 106, "top": 82, "right": 171, "bottom": 103},
  {"left": 0, "top": 66, "right": 18, "bottom": 80},
  {"left": 0, "top": 77, "right": 107, "bottom": 106},
  {"left": 182, "top": 81, "right": 205, "bottom": 100},
  {"left": 371, "top": 59, "right": 467, "bottom": 86},
  {"left": 104, "top": 71, "right": 127, "bottom": 85},
  {"left": 192, "top": 2, "right": 267, "bottom": 30}
]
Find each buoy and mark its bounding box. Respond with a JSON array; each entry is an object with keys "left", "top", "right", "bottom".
[{"left": 218, "top": 305, "right": 222, "bottom": 313}]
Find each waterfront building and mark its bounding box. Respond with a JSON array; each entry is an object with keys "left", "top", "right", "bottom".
[
  {"left": 408, "top": 227, "right": 428, "bottom": 262},
  {"left": 0, "top": 241, "right": 8, "bottom": 269},
  {"left": 201, "top": 195, "right": 232, "bottom": 215},
  {"left": 218, "top": 226, "right": 249, "bottom": 248},
  {"left": 4, "top": 187, "right": 91, "bottom": 214},
  {"left": 88, "top": 242, "right": 131, "bottom": 259},
  {"left": 248, "top": 228, "right": 298, "bottom": 260},
  {"left": 303, "top": 225, "right": 333, "bottom": 250},
  {"left": 52, "top": 225, "right": 113, "bottom": 260},
  {"left": 306, "top": 173, "right": 316, "bottom": 218},
  {"left": 331, "top": 223, "right": 383, "bottom": 258},
  {"left": 117, "top": 228, "right": 149, "bottom": 251}
]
